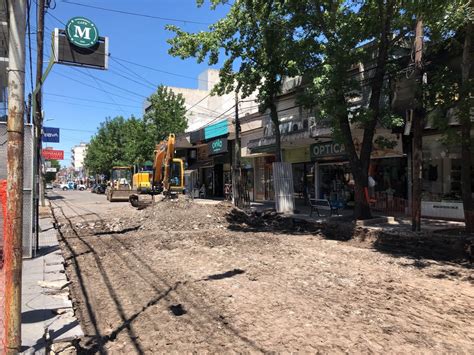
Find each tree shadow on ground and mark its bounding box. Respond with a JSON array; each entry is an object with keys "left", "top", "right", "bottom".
[{"left": 225, "top": 208, "right": 472, "bottom": 275}]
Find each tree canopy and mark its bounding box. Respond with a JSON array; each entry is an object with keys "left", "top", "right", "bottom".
[
  {"left": 84, "top": 85, "right": 188, "bottom": 175},
  {"left": 167, "top": 0, "right": 298, "bottom": 161}
]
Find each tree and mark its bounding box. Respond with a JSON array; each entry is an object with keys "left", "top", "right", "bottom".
[
  {"left": 289, "top": 0, "right": 415, "bottom": 219},
  {"left": 166, "top": 0, "right": 297, "bottom": 162},
  {"left": 423, "top": 0, "right": 473, "bottom": 231},
  {"left": 84, "top": 116, "right": 132, "bottom": 175},
  {"left": 44, "top": 159, "right": 60, "bottom": 183},
  {"left": 460, "top": 1, "right": 473, "bottom": 232},
  {"left": 143, "top": 85, "right": 188, "bottom": 145}
]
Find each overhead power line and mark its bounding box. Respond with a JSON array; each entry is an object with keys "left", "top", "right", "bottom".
[
  {"left": 61, "top": 0, "right": 211, "bottom": 25},
  {"left": 44, "top": 93, "right": 142, "bottom": 108},
  {"left": 110, "top": 56, "right": 218, "bottom": 85}
]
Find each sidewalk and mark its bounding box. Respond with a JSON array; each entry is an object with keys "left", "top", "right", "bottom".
[{"left": 21, "top": 205, "right": 83, "bottom": 354}]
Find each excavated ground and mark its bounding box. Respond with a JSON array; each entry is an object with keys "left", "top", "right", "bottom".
[{"left": 50, "top": 193, "right": 474, "bottom": 354}]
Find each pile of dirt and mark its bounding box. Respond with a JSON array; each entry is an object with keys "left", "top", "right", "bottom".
[
  {"left": 137, "top": 200, "right": 233, "bottom": 232},
  {"left": 226, "top": 208, "right": 322, "bottom": 234}
]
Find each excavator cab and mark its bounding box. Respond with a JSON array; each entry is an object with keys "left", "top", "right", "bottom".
[{"left": 167, "top": 158, "right": 185, "bottom": 193}]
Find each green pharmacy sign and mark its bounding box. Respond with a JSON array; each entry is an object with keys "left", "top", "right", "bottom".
[{"left": 66, "top": 17, "right": 99, "bottom": 48}]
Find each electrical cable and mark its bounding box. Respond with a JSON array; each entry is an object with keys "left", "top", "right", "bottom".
[
  {"left": 44, "top": 93, "right": 142, "bottom": 108},
  {"left": 61, "top": 0, "right": 211, "bottom": 25},
  {"left": 110, "top": 56, "right": 219, "bottom": 85}
]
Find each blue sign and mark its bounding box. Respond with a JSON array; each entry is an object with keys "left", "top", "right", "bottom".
[
  {"left": 42, "top": 127, "right": 60, "bottom": 143},
  {"left": 204, "top": 119, "right": 228, "bottom": 140}
]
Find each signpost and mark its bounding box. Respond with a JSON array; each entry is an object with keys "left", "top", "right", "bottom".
[
  {"left": 41, "top": 149, "right": 64, "bottom": 160},
  {"left": 42, "top": 126, "right": 60, "bottom": 143}
]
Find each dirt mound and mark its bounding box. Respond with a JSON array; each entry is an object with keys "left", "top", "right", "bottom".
[
  {"left": 138, "top": 200, "right": 233, "bottom": 232},
  {"left": 226, "top": 208, "right": 322, "bottom": 234}
]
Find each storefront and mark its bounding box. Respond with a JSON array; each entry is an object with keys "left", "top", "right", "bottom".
[
  {"left": 421, "top": 133, "right": 474, "bottom": 219},
  {"left": 311, "top": 136, "right": 406, "bottom": 210},
  {"left": 283, "top": 147, "right": 314, "bottom": 205},
  {"left": 254, "top": 156, "right": 275, "bottom": 201}
]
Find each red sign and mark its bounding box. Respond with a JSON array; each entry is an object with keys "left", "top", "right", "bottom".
[{"left": 42, "top": 149, "right": 64, "bottom": 160}]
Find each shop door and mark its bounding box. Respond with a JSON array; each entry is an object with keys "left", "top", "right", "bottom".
[{"left": 214, "top": 164, "right": 224, "bottom": 197}]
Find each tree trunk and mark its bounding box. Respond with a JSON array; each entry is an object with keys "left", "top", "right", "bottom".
[
  {"left": 461, "top": 8, "right": 473, "bottom": 232},
  {"left": 270, "top": 102, "right": 282, "bottom": 162},
  {"left": 335, "top": 1, "right": 394, "bottom": 220}
]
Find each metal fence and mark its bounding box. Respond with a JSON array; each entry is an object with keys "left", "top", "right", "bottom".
[{"left": 370, "top": 191, "right": 409, "bottom": 216}]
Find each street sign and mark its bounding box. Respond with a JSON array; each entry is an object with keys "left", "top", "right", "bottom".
[
  {"left": 53, "top": 28, "right": 108, "bottom": 70},
  {"left": 66, "top": 17, "right": 99, "bottom": 48},
  {"left": 42, "top": 149, "right": 64, "bottom": 160},
  {"left": 42, "top": 126, "right": 60, "bottom": 143},
  {"left": 46, "top": 167, "right": 57, "bottom": 173}
]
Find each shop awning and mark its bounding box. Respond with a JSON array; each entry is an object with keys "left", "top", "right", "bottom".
[{"left": 187, "top": 159, "right": 214, "bottom": 170}]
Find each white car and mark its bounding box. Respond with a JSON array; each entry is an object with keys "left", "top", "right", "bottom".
[
  {"left": 59, "top": 183, "right": 70, "bottom": 191},
  {"left": 77, "top": 184, "right": 87, "bottom": 191}
]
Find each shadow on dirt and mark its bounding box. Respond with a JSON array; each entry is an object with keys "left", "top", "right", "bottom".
[
  {"left": 46, "top": 195, "right": 65, "bottom": 200},
  {"left": 225, "top": 208, "right": 472, "bottom": 271},
  {"left": 94, "top": 226, "right": 141, "bottom": 236},
  {"left": 206, "top": 268, "right": 245, "bottom": 281}
]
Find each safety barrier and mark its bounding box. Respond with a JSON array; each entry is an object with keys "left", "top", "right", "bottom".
[{"left": 370, "top": 191, "right": 409, "bottom": 216}]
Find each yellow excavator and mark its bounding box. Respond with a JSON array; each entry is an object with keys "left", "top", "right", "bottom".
[{"left": 129, "top": 133, "right": 184, "bottom": 207}]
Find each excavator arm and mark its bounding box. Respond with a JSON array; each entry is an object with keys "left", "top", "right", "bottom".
[{"left": 152, "top": 133, "right": 176, "bottom": 192}]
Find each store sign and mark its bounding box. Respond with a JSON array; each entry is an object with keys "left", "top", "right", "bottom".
[
  {"left": 42, "top": 149, "right": 64, "bottom": 160},
  {"left": 310, "top": 142, "right": 346, "bottom": 159},
  {"left": 208, "top": 137, "right": 228, "bottom": 156},
  {"left": 42, "top": 127, "right": 60, "bottom": 143},
  {"left": 66, "top": 17, "right": 99, "bottom": 48},
  {"left": 46, "top": 167, "right": 58, "bottom": 173},
  {"left": 204, "top": 119, "right": 228, "bottom": 140}
]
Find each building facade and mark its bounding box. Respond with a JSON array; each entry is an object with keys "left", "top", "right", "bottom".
[{"left": 71, "top": 143, "right": 88, "bottom": 172}]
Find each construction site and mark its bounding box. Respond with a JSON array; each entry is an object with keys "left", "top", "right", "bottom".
[{"left": 43, "top": 190, "right": 473, "bottom": 353}]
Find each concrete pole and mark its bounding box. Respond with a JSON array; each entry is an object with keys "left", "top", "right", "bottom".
[
  {"left": 5, "top": 0, "right": 27, "bottom": 352},
  {"left": 36, "top": 0, "right": 45, "bottom": 207}
]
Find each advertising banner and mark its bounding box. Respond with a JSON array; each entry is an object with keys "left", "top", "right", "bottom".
[
  {"left": 42, "top": 149, "right": 64, "bottom": 160},
  {"left": 42, "top": 127, "right": 60, "bottom": 143}
]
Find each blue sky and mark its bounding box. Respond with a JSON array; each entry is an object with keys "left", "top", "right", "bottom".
[{"left": 29, "top": 0, "right": 229, "bottom": 166}]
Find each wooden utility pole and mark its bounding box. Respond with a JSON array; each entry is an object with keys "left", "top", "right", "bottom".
[
  {"left": 35, "top": 0, "right": 45, "bottom": 207},
  {"left": 460, "top": 1, "right": 473, "bottom": 232},
  {"left": 232, "top": 91, "right": 244, "bottom": 208},
  {"left": 412, "top": 17, "right": 424, "bottom": 232},
  {"left": 5, "top": 0, "right": 27, "bottom": 352}
]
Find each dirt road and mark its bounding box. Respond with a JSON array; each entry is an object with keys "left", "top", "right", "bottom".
[{"left": 49, "top": 190, "right": 474, "bottom": 353}]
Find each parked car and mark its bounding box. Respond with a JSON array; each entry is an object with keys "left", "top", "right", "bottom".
[
  {"left": 77, "top": 184, "right": 87, "bottom": 191},
  {"left": 45, "top": 183, "right": 53, "bottom": 190},
  {"left": 95, "top": 183, "right": 107, "bottom": 194},
  {"left": 60, "top": 183, "right": 70, "bottom": 191}
]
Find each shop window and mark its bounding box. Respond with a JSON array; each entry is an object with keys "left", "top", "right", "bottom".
[{"left": 303, "top": 119, "right": 308, "bottom": 130}]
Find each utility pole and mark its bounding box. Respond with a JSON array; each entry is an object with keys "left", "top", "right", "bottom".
[
  {"left": 412, "top": 17, "right": 424, "bottom": 232},
  {"left": 232, "top": 91, "right": 243, "bottom": 209},
  {"left": 35, "top": 0, "right": 45, "bottom": 207},
  {"left": 26, "top": 93, "right": 32, "bottom": 124},
  {"left": 5, "top": 0, "right": 27, "bottom": 352}
]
